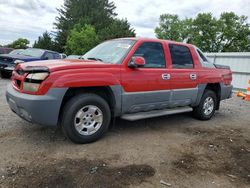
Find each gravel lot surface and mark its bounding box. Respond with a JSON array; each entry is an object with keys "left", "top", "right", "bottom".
[{"left": 0, "top": 78, "right": 249, "bottom": 188}]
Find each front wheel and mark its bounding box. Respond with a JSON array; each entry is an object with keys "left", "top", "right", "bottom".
[
  {"left": 193, "top": 90, "right": 217, "bottom": 120},
  {"left": 0, "top": 71, "right": 11, "bottom": 78},
  {"left": 61, "top": 94, "right": 111, "bottom": 144},
  {"left": 0, "top": 70, "right": 5, "bottom": 78}
]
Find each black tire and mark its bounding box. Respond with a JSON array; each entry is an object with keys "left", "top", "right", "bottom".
[
  {"left": 0, "top": 71, "right": 11, "bottom": 79},
  {"left": 61, "top": 93, "right": 111, "bottom": 144},
  {"left": 193, "top": 90, "right": 217, "bottom": 120},
  {"left": 0, "top": 71, "right": 5, "bottom": 78}
]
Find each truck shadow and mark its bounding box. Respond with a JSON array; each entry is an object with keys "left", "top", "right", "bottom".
[{"left": 0, "top": 109, "right": 232, "bottom": 146}]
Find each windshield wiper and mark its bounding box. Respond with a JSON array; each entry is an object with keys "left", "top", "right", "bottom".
[{"left": 87, "top": 57, "right": 103, "bottom": 62}]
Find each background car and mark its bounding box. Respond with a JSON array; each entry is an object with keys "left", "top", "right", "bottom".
[
  {"left": 60, "top": 53, "right": 67, "bottom": 59},
  {"left": 0, "top": 47, "right": 14, "bottom": 54},
  {"left": 0, "top": 48, "right": 61, "bottom": 78},
  {"left": 66, "top": 55, "right": 81, "bottom": 59}
]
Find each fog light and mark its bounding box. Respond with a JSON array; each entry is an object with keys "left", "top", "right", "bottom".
[
  {"left": 19, "top": 108, "right": 32, "bottom": 121},
  {"left": 23, "top": 82, "right": 40, "bottom": 92}
]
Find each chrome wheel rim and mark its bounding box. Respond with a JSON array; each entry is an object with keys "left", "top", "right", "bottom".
[
  {"left": 203, "top": 97, "right": 214, "bottom": 115},
  {"left": 74, "top": 105, "right": 103, "bottom": 136}
]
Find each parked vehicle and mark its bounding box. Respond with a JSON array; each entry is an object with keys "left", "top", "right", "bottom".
[
  {"left": 0, "top": 47, "right": 14, "bottom": 54},
  {"left": 9, "top": 49, "right": 25, "bottom": 55},
  {"left": 60, "top": 53, "right": 67, "bottom": 59},
  {"left": 0, "top": 48, "right": 61, "bottom": 78},
  {"left": 6, "top": 38, "right": 232, "bottom": 143},
  {"left": 66, "top": 55, "right": 81, "bottom": 59}
]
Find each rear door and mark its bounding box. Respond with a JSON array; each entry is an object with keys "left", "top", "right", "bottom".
[
  {"left": 168, "top": 44, "right": 199, "bottom": 107},
  {"left": 121, "top": 41, "right": 171, "bottom": 113}
]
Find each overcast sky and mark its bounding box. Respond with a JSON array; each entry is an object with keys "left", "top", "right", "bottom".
[{"left": 0, "top": 0, "right": 249, "bottom": 45}]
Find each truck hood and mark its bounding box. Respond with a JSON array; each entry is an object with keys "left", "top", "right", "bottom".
[{"left": 19, "top": 59, "right": 114, "bottom": 72}]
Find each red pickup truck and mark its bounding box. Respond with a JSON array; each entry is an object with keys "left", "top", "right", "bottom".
[{"left": 6, "top": 38, "right": 232, "bottom": 143}]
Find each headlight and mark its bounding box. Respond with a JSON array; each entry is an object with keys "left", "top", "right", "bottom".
[
  {"left": 26, "top": 72, "right": 49, "bottom": 81},
  {"left": 23, "top": 72, "right": 49, "bottom": 92}
]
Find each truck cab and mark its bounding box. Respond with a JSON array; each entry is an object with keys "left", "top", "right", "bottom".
[{"left": 6, "top": 38, "right": 232, "bottom": 143}]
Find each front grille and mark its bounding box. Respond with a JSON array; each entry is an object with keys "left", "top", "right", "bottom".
[
  {"left": 0, "top": 57, "right": 14, "bottom": 64},
  {"left": 0, "top": 64, "right": 7, "bottom": 69}
]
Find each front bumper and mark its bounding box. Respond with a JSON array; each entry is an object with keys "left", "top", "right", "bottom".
[
  {"left": 6, "top": 84, "right": 68, "bottom": 126},
  {"left": 0, "top": 63, "right": 14, "bottom": 73}
]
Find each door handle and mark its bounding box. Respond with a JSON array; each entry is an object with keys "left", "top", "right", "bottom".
[
  {"left": 162, "top": 73, "right": 171, "bottom": 80},
  {"left": 190, "top": 73, "right": 197, "bottom": 80}
]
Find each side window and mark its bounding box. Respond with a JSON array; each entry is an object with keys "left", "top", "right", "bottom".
[
  {"left": 44, "top": 52, "right": 54, "bottom": 60},
  {"left": 54, "top": 53, "right": 61, "bottom": 59},
  {"left": 133, "top": 42, "right": 165, "bottom": 68},
  {"left": 169, "top": 44, "right": 194, "bottom": 69},
  {"left": 196, "top": 48, "right": 215, "bottom": 68},
  {"left": 197, "top": 49, "right": 208, "bottom": 62}
]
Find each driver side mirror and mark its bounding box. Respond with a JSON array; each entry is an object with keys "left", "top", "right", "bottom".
[{"left": 128, "top": 56, "right": 145, "bottom": 68}]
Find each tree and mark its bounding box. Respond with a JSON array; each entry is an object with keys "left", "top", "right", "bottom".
[
  {"left": 54, "top": 0, "right": 116, "bottom": 52},
  {"left": 99, "top": 18, "right": 135, "bottom": 40},
  {"left": 189, "top": 13, "right": 218, "bottom": 52},
  {"left": 155, "top": 14, "right": 185, "bottom": 42},
  {"left": 7, "top": 38, "right": 29, "bottom": 49},
  {"left": 65, "top": 24, "right": 99, "bottom": 55},
  {"left": 33, "top": 31, "right": 55, "bottom": 50},
  {"left": 155, "top": 12, "right": 250, "bottom": 52},
  {"left": 54, "top": 0, "right": 135, "bottom": 52},
  {"left": 217, "top": 12, "right": 250, "bottom": 52}
]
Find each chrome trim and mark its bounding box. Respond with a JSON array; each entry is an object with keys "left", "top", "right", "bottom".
[
  {"left": 190, "top": 73, "right": 197, "bottom": 80},
  {"left": 162, "top": 73, "right": 171, "bottom": 80}
]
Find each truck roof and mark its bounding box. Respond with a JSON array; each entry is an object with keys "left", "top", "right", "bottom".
[{"left": 113, "top": 37, "right": 193, "bottom": 47}]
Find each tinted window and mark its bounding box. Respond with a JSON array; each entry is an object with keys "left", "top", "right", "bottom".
[
  {"left": 44, "top": 52, "right": 54, "bottom": 60},
  {"left": 169, "top": 44, "right": 193, "bottom": 69},
  {"left": 133, "top": 42, "right": 165, "bottom": 68}
]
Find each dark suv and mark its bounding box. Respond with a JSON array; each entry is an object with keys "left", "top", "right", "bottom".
[{"left": 0, "top": 48, "right": 61, "bottom": 78}]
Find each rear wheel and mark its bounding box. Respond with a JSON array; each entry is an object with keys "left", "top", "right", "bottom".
[
  {"left": 61, "top": 94, "right": 111, "bottom": 144},
  {"left": 193, "top": 90, "right": 217, "bottom": 120}
]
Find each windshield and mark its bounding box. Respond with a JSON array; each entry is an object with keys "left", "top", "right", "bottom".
[
  {"left": 21, "top": 48, "right": 44, "bottom": 57},
  {"left": 82, "top": 39, "right": 136, "bottom": 64},
  {"left": 9, "top": 49, "right": 24, "bottom": 55}
]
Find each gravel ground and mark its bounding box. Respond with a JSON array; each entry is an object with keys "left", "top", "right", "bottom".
[{"left": 0, "top": 78, "right": 249, "bottom": 188}]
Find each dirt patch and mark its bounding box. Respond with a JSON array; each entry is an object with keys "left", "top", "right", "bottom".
[
  {"left": 0, "top": 159, "right": 155, "bottom": 188},
  {"left": 1, "top": 79, "right": 250, "bottom": 187},
  {"left": 172, "top": 127, "right": 250, "bottom": 185},
  {"left": 172, "top": 154, "right": 198, "bottom": 174}
]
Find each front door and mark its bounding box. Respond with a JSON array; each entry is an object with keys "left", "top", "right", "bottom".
[{"left": 121, "top": 41, "right": 171, "bottom": 113}]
